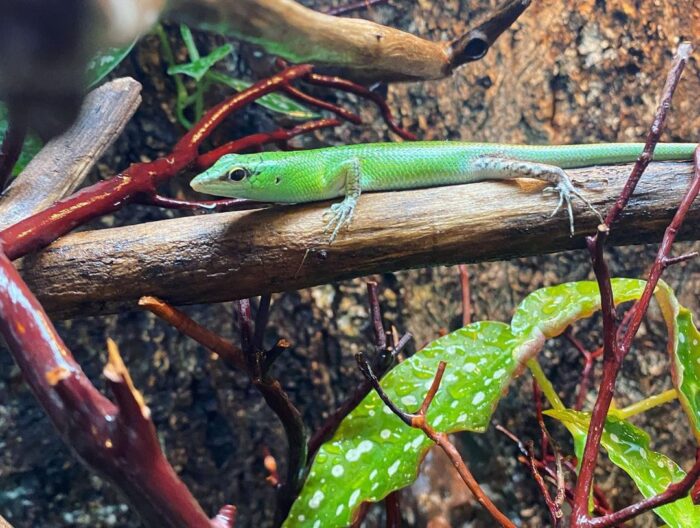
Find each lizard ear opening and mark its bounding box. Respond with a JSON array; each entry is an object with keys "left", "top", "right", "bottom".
[{"left": 227, "top": 167, "right": 249, "bottom": 182}]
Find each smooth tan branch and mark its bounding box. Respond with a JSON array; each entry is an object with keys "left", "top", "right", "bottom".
[{"left": 169, "top": 0, "right": 531, "bottom": 81}]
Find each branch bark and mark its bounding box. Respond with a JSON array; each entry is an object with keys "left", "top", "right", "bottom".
[
  {"left": 170, "top": 0, "right": 531, "bottom": 81},
  {"left": 17, "top": 161, "right": 699, "bottom": 318},
  {"left": 0, "top": 77, "right": 142, "bottom": 230}
]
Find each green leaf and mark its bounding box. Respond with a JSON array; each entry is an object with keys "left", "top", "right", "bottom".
[
  {"left": 179, "top": 24, "right": 200, "bottom": 61},
  {"left": 206, "top": 71, "right": 319, "bottom": 120},
  {"left": 167, "top": 43, "right": 234, "bottom": 82},
  {"left": 0, "top": 102, "right": 43, "bottom": 177},
  {"left": 284, "top": 322, "right": 524, "bottom": 527},
  {"left": 286, "top": 278, "right": 700, "bottom": 527},
  {"left": 513, "top": 278, "right": 700, "bottom": 438},
  {"left": 86, "top": 40, "right": 137, "bottom": 88},
  {"left": 673, "top": 307, "right": 700, "bottom": 436},
  {"left": 510, "top": 278, "right": 647, "bottom": 337},
  {"left": 651, "top": 282, "right": 700, "bottom": 441},
  {"left": 547, "top": 409, "right": 700, "bottom": 527}
]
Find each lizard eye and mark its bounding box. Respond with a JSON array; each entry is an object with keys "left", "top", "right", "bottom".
[{"left": 227, "top": 167, "right": 249, "bottom": 182}]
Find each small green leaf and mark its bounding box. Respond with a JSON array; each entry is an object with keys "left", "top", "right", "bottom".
[
  {"left": 547, "top": 409, "right": 700, "bottom": 527},
  {"left": 0, "top": 102, "right": 43, "bottom": 177},
  {"left": 179, "top": 24, "right": 200, "bottom": 61},
  {"left": 167, "top": 43, "right": 234, "bottom": 82},
  {"left": 206, "top": 71, "right": 319, "bottom": 120},
  {"left": 86, "top": 40, "right": 137, "bottom": 88},
  {"left": 284, "top": 322, "right": 523, "bottom": 527}
]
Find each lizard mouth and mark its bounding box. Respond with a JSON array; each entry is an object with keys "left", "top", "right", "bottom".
[
  {"left": 189, "top": 175, "right": 206, "bottom": 193},
  {"left": 190, "top": 173, "right": 244, "bottom": 199}
]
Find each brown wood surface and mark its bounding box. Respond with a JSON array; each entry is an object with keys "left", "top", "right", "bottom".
[
  {"left": 172, "top": 0, "right": 510, "bottom": 81},
  {"left": 0, "top": 78, "right": 142, "bottom": 230},
  {"left": 18, "top": 160, "right": 697, "bottom": 318}
]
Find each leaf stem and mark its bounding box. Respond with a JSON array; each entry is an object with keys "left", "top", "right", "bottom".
[
  {"left": 614, "top": 389, "right": 678, "bottom": 420},
  {"left": 527, "top": 359, "right": 565, "bottom": 411}
]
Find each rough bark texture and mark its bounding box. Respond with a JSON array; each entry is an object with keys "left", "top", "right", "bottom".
[{"left": 1, "top": 1, "right": 699, "bottom": 527}]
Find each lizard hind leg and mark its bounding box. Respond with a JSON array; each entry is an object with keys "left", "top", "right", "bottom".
[
  {"left": 322, "top": 158, "right": 362, "bottom": 244},
  {"left": 473, "top": 155, "right": 603, "bottom": 236}
]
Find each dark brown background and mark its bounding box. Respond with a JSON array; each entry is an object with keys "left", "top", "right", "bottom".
[{"left": 1, "top": 1, "right": 699, "bottom": 526}]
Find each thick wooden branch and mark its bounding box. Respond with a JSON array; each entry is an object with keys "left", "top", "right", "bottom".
[
  {"left": 0, "top": 78, "right": 142, "bottom": 230},
  {"left": 18, "top": 161, "right": 698, "bottom": 319},
  {"left": 171, "top": 0, "right": 530, "bottom": 82}
]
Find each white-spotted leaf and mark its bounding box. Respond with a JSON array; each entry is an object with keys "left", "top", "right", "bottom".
[
  {"left": 284, "top": 322, "right": 523, "bottom": 527},
  {"left": 547, "top": 409, "right": 700, "bottom": 527},
  {"left": 286, "top": 279, "right": 700, "bottom": 527}
]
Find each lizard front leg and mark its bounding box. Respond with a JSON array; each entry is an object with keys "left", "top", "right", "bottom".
[
  {"left": 322, "top": 158, "right": 362, "bottom": 243},
  {"left": 472, "top": 156, "right": 603, "bottom": 235}
]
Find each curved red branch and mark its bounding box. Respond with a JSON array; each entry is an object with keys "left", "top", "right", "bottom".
[
  {"left": 0, "top": 248, "right": 223, "bottom": 526},
  {"left": 0, "top": 65, "right": 314, "bottom": 260}
]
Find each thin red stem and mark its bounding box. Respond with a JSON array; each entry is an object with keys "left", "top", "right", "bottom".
[
  {"left": 458, "top": 264, "right": 472, "bottom": 326},
  {"left": 572, "top": 43, "right": 694, "bottom": 525},
  {"left": 306, "top": 72, "right": 417, "bottom": 140},
  {"left": 358, "top": 356, "right": 516, "bottom": 527}
]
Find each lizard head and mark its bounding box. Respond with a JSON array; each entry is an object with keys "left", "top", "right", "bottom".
[{"left": 190, "top": 152, "right": 296, "bottom": 202}]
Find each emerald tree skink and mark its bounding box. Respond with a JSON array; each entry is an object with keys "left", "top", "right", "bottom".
[{"left": 190, "top": 142, "right": 697, "bottom": 242}]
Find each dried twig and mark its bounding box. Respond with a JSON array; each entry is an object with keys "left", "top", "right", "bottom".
[
  {"left": 139, "top": 296, "right": 245, "bottom": 369},
  {"left": 20, "top": 160, "right": 700, "bottom": 319}
]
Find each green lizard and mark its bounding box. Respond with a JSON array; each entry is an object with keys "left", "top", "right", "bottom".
[{"left": 190, "top": 142, "right": 697, "bottom": 242}]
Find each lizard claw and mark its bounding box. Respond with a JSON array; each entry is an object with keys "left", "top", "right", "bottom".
[
  {"left": 545, "top": 185, "right": 565, "bottom": 218},
  {"left": 550, "top": 177, "right": 603, "bottom": 236},
  {"left": 322, "top": 198, "right": 357, "bottom": 244}
]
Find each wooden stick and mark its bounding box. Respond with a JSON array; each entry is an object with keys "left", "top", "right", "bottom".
[
  {"left": 0, "top": 78, "right": 142, "bottom": 230},
  {"left": 18, "top": 161, "right": 698, "bottom": 318},
  {"left": 171, "top": 0, "right": 530, "bottom": 82}
]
